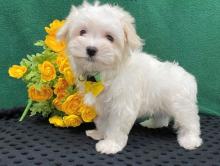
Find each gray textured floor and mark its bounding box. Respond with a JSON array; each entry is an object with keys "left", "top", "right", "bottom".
[{"left": 0, "top": 108, "right": 219, "bottom": 166}]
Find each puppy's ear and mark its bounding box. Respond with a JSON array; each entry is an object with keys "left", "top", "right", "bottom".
[
  {"left": 56, "top": 21, "right": 69, "bottom": 41},
  {"left": 56, "top": 6, "right": 77, "bottom": 41},
  {"left": 82, "top": 0, "right": 90, "bottom": 7},
  {"left": 82, "top": 0, "right": 100, "bottom": 7},
  {"left": 123, "top": 14, "right": 143, "bottom": 51},
  {"left": 112, "top": 6, "right": 143, "bottom": 50}
]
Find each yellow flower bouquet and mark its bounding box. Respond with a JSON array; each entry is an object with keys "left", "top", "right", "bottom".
[{"left": 8, "top": 20, "right": 96, "bottom": 127}]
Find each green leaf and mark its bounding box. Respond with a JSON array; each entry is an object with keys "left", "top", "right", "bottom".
[
  {"left": 34, "top": 40, "right": 45, "bottom": 47},
  {"left": 34, "top": 83, "right": 43, "bottom": 91},
  {"left": 20, "top": 58, "right": 31, "bottom": 67},
  {"left": 31, "top": 51, "right": 57, "bottom": 64},
  {"left": 30, "top": 101, "right": 52, "bottom": 117},
  {"left": 51, "top": 108, "right": 65, "bottom": 117},
  {"left": 67, "top": 85, "right": 77, "bottom": 94},
  {"left": 25, "top": 71, "right": 36, "bottom": 80},
  {"left": 26, "top": 82, "right": 34, "bottom": 88},
  {"left": 27, "top": 55, "right": 33, "bottom": 61}
]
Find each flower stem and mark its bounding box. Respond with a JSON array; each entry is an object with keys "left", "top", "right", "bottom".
[{"left": 19, "top": 99, "right": 32, "bottom": 122}]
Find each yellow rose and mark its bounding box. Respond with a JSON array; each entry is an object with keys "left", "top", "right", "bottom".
[
  {"left": 79, "top": 104, "right": 97, "bottom": 122},
  {"left": 49, "top": 116, "right": 66, "bottom": 127},
  {"left": 56, "top": 52, "right": 67, "bottom": 67},
  {"left": 54, "top": 78, "right": 68, "bottom": 96},
  {"left": 38, "top": 61, "right": 56, "bottom": 81},
  {"left": 45, "top": 20, "right": 65, "bottom": 36},
  {"left": 52, "top": 97, "right": 63, "bottom": 111},
  {"left": 8, "top": 65, "right": 27, "bottom": 79},
  {"left": 28, "top": 85, "right": 53, "bottom": 102},
  {"left": 44, "top": 20, "right": 66, "bottom": 52},
  {"left": 62, "top": 93, "right": 83, "bottom": 115},
  {"left": 63, "top": 115, "right": 82, "bottom": 127},
  {"left": 64, "top": 67, "right": 75, "bottom": 85},
  {"left": 58, "top": 58, "right": 70, "bottom": 74},
  {"left": 45, "top": 35, "right": 66, "bottom": 53}
]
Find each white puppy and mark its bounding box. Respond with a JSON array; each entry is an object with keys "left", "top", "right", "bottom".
[{"left": 57, "top": 1, "right": 202, "bottom": 154}]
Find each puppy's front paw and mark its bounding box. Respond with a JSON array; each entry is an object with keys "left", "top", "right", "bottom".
[
  {"left": 178, "top": 134, "right": 202, "bottom": 150},
  {"left": 96, "top": 140, "right": 123, "bottom": 154},
  {"left": 86, "top": 130, "right": 104, "bottom": 141}
]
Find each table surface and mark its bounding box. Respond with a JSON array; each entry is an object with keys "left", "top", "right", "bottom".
[{"left": 0, "top": 108, "right": 219, "bottom": 166}]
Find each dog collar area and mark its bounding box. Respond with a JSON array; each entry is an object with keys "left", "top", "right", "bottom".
[
  {"left": 78, "top": 72, "right": 104, "bottom": 97},
  {"left": 78, "top": 72, "right": 101, "bottom": 82}
]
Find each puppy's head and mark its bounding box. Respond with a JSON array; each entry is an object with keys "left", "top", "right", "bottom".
[{"left": 57, "top": 1, "right": 143, "bottom": 74}]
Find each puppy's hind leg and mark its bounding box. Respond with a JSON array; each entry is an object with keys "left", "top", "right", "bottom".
[
  {"left": 140, "top": 113, "right": 170, "bottom": 128},
  {"left": 172, "top": 101, "right": 202, "bottom": 150}
]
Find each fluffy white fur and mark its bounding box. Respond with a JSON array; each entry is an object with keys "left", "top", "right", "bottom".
[{"left": 57, "top": 1, "right": 202, "bottom": 154}]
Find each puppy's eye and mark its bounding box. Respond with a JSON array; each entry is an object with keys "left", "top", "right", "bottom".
[
  {"left": 80, "top": 29, "right": 86, "bottom": 36},
  {"left": 106, "top": 34, "right": 114, "bottom": 42}
]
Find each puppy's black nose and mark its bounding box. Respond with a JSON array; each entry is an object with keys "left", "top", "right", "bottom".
[{"left": 86, "top": 46, "right": 97, "bottom": 57}]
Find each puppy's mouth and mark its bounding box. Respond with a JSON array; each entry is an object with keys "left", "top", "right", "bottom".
[
  {"left": 87, "top": 57, "right": 95, "bottom": 62},
  {"left": 74, "top": 56, "right": 95, "bottom": 62}
]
